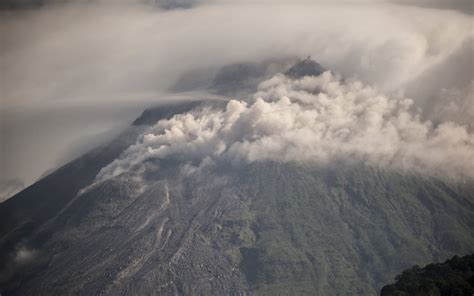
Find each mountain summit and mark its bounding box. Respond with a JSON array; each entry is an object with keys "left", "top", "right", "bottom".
[{"left": 284, "top": 57, "right": 326, "bottom": 79}]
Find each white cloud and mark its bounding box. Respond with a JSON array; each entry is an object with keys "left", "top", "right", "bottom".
[{"left": 1, "top": 0, "right": 473, "bottom": 188}]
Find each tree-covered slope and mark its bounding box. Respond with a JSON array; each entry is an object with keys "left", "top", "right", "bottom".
[
  {"left": 381, "top": 254, "right": 474, "bottom": 296},
  {"left": 227, "top": 163, "right": 474, "bottom": 295}
]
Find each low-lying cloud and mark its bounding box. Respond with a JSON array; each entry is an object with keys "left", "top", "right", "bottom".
[
  {"left": 1, "top": 0, "right": 473, "bottom": 191},
  {"left": 96, "top": 72, "right": 474, "bottom": 183}
]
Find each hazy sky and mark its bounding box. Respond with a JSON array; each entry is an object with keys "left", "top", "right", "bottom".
[{"left": 1, "top": 0, "right": 473, "bottom": 198}]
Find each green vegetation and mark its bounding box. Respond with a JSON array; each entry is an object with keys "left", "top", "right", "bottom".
[
  {"left": 225, "top": 162, "right": 474, "bottom": 295},
  {"left": 381, "top": 254, "right": 474, "bottom": 296}
]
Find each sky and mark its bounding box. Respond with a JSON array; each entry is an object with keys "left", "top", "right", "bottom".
[{"left": 1, "top": 0, "right": 473, "bottom": 199}]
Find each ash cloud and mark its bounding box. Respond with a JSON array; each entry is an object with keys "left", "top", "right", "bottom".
[
  {"left": 1, "top": 0, "right": 473, "bottom": 192},
  {"left": 96, "top": 72, "right": 474, "bottom": 183}
]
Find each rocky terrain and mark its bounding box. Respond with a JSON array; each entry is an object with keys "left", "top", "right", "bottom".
[{"left": 1, "top": 59, "right": 473, "bottom": 295}]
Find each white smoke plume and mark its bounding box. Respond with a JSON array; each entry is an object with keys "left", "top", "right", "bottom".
[
  {"left": 96, "top": 71, "right": 474, "bottom": 183},
  {"left": 425, "top": 81, "right": 474, "bottom": 129}
]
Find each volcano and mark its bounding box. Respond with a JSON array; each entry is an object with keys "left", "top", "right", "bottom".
[{"left": 1, "top": 59, "right": 473, "bottom": 296}]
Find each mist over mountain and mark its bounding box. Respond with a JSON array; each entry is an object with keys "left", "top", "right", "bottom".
[
  {"left": 1, "top": 59, "right": 473, "bottom": 295},
  {"left": 94, "top": 60, "right": 474, "bottom": 184},
  {"left": 2, "top": 0, "right": 473, "bottom": 192},
  {"left": 1, "top": 0, "right": 473, "bottom": 295}
]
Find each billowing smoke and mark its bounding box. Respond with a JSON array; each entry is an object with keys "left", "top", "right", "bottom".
[
  {"left": 1, "top": 0, "right": 473, "bottom": 192},
  {"left": 96, "top": 71, "right": 474, "bottom": 183}
]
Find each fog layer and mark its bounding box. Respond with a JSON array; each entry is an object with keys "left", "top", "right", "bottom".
[{"left": 1, "top": 0, "right": 473, "bottom": 195}]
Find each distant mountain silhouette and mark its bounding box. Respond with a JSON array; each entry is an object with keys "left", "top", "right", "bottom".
[{"left": 285, "top": 57, "right": 326, "bottom": 78}]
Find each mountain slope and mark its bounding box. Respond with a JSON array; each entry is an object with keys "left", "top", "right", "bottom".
[
  {"left": 1, "top": 60, "right": 473, "bottom": 295},
  {"left": 0, "top": 101, "right": 209, "bottom": 276},
  {"left": 1, "top": 143, "right": 473, "bottom": 295},
  {"left": 235, "top": 164, "right": 474, "bottom": 295}
]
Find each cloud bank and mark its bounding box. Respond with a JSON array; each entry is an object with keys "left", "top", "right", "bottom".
[
  {"left": 96, "top": 71, "right": 474, "bottom": 183},
  {"left": 1, "top": 0, "right": 473, "bottom": 190}
]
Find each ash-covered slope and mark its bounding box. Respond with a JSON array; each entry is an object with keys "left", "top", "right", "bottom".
[
  {"left": 1, "top": 158, "right": 473, "bottom": 295},
  {"left": 0, "top": 101, "right": 204, "bottom": 274},
  {"left": 1, "top": 59, "right": 473, "bottom": 296}
]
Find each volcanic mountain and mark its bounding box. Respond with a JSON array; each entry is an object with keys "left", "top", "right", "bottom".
[{"left": 0, "top": 59, "right": 473, "bottom": 296}]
